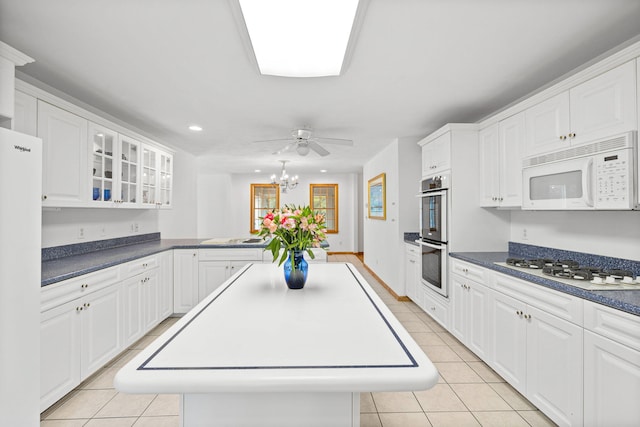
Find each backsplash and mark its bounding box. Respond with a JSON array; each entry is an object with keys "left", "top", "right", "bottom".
[
  {"left": 42, "top": 232, "right": 161, "bottom": 261},
  {"left": 509, "top": 242, "right": 640, "bottom": 276}
]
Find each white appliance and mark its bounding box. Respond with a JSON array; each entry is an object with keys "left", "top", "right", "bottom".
[
  {"left": 0, "top": 127, "right": 42, "bottom": 426},
  {"left": 522, "top": 131, "right": 637, "bottom": 210}
]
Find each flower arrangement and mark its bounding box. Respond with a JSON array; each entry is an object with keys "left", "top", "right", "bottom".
[{"left": 256, "top": 204, "right": 327, "bottom": 265}]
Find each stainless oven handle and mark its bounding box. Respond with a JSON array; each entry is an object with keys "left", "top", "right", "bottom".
[
  {"left": 416, "top": 190, "right": 447, "bottom": 198},
  {"left": 414, "top": 239, "right": 446, "bottom": 250}
]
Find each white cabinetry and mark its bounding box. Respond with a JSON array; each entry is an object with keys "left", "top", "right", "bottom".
[
  {"left": 583, "top": 301, "right": 640, "bottom": 426},
  {"left": 525, "top": 61, "right": 637, "bottom": 156},
  {"left": 116, "top": 134, "right": 141, "bottom": 205},
  {"left": 490, "top": 272, "right": 583, "bottom": 427},
  {"left": 450, "top": 260, "right": 491, "bottom": 360},
  {"left": 419, "top": 132, "right": 450, "bottom": 177},
  {"left": 13, "top": 89, "right": 37, "bottom": 136},
  {"left": 420, "top": 285, "right": 449, "bottom": 329},
  {"left": 404, "top": 244, "right": 419, "bottom": 303},
  {"left": 199, "top": 248, "right": 262, "bottom": 301},
  {"left": 159, "top": 250, "right": 174, "bottom": 318},
  {"left": 38, "top": 100, "right": 88, "bottom": 206},
  {"left": 40, "top": 266, "right": 121, "bottom": 411},
  {"left": 142, "top": 145, "right": 173, "bottom": 208},
  {"left": 173, "top": 249, "right": 200, "bottom": 314},
  {"left": 89, "top": 122, "right": 118, "bottom": 205},
  {"left": 479, "top": 112, "right": 524, "bottom": 207}
]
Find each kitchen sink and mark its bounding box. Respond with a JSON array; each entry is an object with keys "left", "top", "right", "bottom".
[{"left": 200, "top": 237, "right": 265, "bottom": 245}]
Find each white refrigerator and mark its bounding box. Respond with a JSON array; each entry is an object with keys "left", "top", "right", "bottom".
[{"left": 0, "top": 127, "right": 42, "bottom": 426}]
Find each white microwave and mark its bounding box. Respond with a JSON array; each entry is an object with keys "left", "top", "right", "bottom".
[{"left": 522, "top": 132, "right": 637, "bottom": 210}]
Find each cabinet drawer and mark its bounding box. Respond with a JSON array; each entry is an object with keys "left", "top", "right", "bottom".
[
  {"left": 584, "top": 301, "right": 640, "bottom": 352},
  {"left": 199, "top": 248, "right": 263, "bottom": 261},
  {"left": 450, "top": 259, "right": 486, "bottom": 284},
  {"left": 41, "top": 266, "right": 120, "bottom": 312},
  {"left": 421, "top": 284, "right": 449, "bottom": 328},
  {"left": 121, "top": 255, "right": 159, "bottom": 278},
  {"left": 492, "top": 271, "right": 583, "bottom": 325},
  {"left": 405, "top": 243, "right": 419, "bottom": 255}
]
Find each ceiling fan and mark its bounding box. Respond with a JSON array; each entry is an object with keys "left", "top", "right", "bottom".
[{"left": 253, "top": 129, "right": 353, "bottom": 157}]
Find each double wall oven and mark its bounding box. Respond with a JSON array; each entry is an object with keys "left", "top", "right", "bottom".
[{"left": 416, "top": 173, "right": 449, "bottom": 297}]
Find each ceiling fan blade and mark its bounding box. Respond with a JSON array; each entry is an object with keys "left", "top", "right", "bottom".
[
  {"left": 253, "top": 138, "right": 294, "bottom": 144},
  {"left": 272, "top": 142, "right": 296, "bottom": 155},
  {"left": 307, "top": 140, "right": 330, "bottom": 157},
  {"left": 312, "top": 137, "right": 353, "bottom": 146}
]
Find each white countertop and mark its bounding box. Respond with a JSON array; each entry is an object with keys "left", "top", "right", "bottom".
[{"left": 115, "top": 263, "right": 438, "bottom": 394}]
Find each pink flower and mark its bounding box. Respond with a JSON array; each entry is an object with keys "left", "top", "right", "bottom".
[{"left": 268, "top": 222, "right": 277, "bottom": 233}]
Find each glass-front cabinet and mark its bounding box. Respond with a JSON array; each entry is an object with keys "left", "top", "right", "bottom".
[
  {"left": 141, "top": 145, "right": 173, "bottom": 208},
  {"left": 118, "top": 135, "right": 140, "bottom": 205},
  {"left": 89, "top": 123, "right": 117, "bottom": 205}
]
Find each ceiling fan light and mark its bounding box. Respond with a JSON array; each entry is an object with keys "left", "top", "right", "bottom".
[
  {"left": 238, "top": 0, "right": 360, "bottom": 77},
  {"left": 296, "top": 144, "right": 310, "bottom": 156}
]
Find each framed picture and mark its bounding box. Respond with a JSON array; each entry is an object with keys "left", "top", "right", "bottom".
[{"left": 367, "top": 173, "right": 386, "bottom": 220}]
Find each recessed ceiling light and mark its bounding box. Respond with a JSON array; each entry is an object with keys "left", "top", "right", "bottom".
[
  {"left": 238, "top": 0, "right": 361, "bottom": 77},
  {"left": 320, "top": 169, "right": 327, "bottom": 173},
  {"left": 254, "top": 169, "right": 261, "bottom": 173},
  {"left": 188, "top": 125, "right": 203, "bottom": 132}
]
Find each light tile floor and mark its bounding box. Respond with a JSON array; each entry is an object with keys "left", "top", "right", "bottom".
[{"left": 41, "top": 254, "right": 557, "bottom": 427}]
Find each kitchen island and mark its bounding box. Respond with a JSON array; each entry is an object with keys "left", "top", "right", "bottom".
[{"left": 115, "top": 262, "right": 438, "bottom": 426}]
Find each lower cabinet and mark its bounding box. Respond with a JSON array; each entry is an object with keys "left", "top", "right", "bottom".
[
  {"left": 450, "top": 274, "right": 491, "bottom": 361},
  {"left": 583, "top": 301, "right": 640, "bottom": 426},
  {"left": 158, "top": 250, "right": 174, "bottom": 319},
  {"left": 122, "top": 268, "right": 160, "bottom": 347},
  {"left": 199, "top": 260, "right": 249, "bottom": 299},
  {"left": 420, "top": 284, "right": 449, "bottom": 329},
  {"left": 173, "top": 249, "right": 199, "bottom": 314},
  {"left": 404, "top": 244, "right": 419, "bottom": 303},
  {"left": 490, "top": 281, "right": 583, "bottom": 427},
  {"left": 40, "top": 282, "right": 122, "bottom": 411}
]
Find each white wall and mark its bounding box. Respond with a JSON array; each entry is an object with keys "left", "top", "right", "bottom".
[
  {"left": 43, "top": 147, "right": 198, "bottom": 247},
  {"left": 363, "top": 138, "right": 422, "bottom": 295},
  {"left": 196, "top": 169, "right": 361, "bottom": 252},
  {"left": 510, "top": 210, "right": 640, "bottom": 260}
]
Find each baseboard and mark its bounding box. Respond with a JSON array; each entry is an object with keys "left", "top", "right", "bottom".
[{"left": 361, "top": 262, "right": 409, "bottom": 302}]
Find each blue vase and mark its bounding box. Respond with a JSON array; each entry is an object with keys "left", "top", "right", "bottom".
[{"left": 283, "top": 250, "right": 308, "bottom": 289}]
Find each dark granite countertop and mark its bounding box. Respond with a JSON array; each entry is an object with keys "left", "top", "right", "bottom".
[
  {"left": 449, "top": 251, "right": 640, "bottom": 317},
  {"left": 42, "top": 237, "right": 270, "bottom": 286}
]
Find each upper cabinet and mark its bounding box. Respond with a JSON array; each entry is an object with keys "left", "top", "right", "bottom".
[
  {"left": 18, "top": 81, "right": 173, "bottom": 209},
  {"left": 420, "top": 132, "right": 451, "bottom": 177},
  {"left": 38, "top": 101, "right": 88, "bottom": 207},
  {"left": 479, "top": 113, "right": 525, "bottom": 208},
  {"left": 525, "top": 61, "right": 637, "bottom": 157}
]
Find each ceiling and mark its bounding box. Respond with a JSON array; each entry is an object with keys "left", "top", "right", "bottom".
[{"left": 2, "top": 0, "right": 640, "bottom": 175}]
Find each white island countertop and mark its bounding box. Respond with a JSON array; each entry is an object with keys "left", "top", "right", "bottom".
[{"left": 115, "top": 263, "right": 438, "bottom": 394}]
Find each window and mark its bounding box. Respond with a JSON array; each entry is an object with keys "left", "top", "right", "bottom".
[
  {"left": 310, "top": 184, "right": 338, "bottom": 233},
  {"left": 250, "top": 184, "right": 279, "bottom": 233}
]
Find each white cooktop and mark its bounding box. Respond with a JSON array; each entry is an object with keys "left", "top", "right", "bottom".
[{"left": 494, "top": 262, "right": 640, "bottom": 291}]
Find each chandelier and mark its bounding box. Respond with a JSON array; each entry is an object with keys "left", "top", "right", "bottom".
[{"left": 271, "top": 160, "right": 298, "bottom": 193}]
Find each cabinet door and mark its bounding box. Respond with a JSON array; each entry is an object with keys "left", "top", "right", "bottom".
[
  {"left": 159, "top": 250, "right": 174, "bottom": 318},
  {"left": 404, "top": 246, "right": 419, "bottom": 302},
  {"left": 584, "top": 330, "right": 640, "bottom": 427},
  {"left": 141, "top": 145, "right": 158, "bottom": 206},
  {"left": 173, "top": 250, "right": 199, "bottom": 314},
  {"left": 88, "top": 122, "right": 117, "bottom": 206},
  {"left": 570, "top": 60, "right": 637, "bottom": 145},
  {"left": 159, "top": 151, "right": 173, "bottom": 208},
  {"left": 117, "top": 134, "right": 141, "bottom": 205},
  {"left": 466, "top": 282, "right": 491, "bottom": 361},
  {"left": 498, "top": 112, "right": 524, "bottom": 207},
  {"left": 229, "top": 260, "right": 250, "bottom": 278},
  {"left": 490, "top": 291, "right": 527, "bottom": 394},
  {"left": 450, "top": 275, "right": 467, "bottom": 342},
  {"left": 199, "top": 261, "right": 230, "bottom": 301},
  {"left": 38, "top": 100, "right": 88, "bottom": 206},
  {"left": 525, "top": 92, "right": 571, "bottom": 156},
  {"left": 478, "top": 124, "right": 500, "bottom": 207},
  {"left": 526, "top": 305, "right": 583, "bottom": 427},
  {"left": 13, "top": 90, "right": 37, "bottom": 136},
  {"left": 122, "top": 275, "right": 143, "bottom": 346},
  {"left": 141, "top": 269, "right": 160, "bottom": 331},
  {"left": 80, "top": 284, "right": 122, "bottom": 379},
  {"left": 40, "top": 300, "right": 81, "bottom": 411}
]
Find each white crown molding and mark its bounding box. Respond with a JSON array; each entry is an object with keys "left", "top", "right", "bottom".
[
  {"left": 0, "top": 41, "right": 34, "bottom": 66},
  {"left": 15, "top": 75, "right": 175, "bottom": 154},
  {"left": 477, "top": 35, "right": 640, "bottom": 127},
  {"left": 417, "top": 123, "right": 479, "bottom": 146}
]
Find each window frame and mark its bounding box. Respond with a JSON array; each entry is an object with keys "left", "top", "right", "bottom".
[
  {"left": 250, "top": 183, "right": 280, "bottom": 234},
  {"left": 309, "top": 183, "right": 339, "bottom": 234}
]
